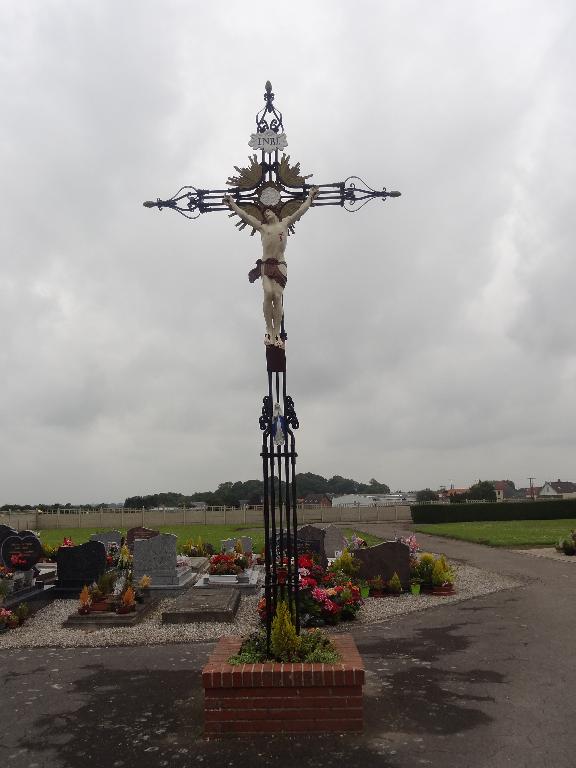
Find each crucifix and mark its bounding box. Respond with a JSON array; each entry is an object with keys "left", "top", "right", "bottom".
[{"left": 144, "top": 81, "right": 400, "bottom": 645}]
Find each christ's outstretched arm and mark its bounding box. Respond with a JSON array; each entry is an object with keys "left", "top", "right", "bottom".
[
  {"left": 282, "top": 186, "right": 319, "bottom": 227},
  {"left": 223, "top": 196, "right": 263, "bottom": 231}
]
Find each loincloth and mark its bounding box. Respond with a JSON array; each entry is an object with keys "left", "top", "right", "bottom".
[{"left": 248, "top": 258, "right": 287, "bottom": 289}]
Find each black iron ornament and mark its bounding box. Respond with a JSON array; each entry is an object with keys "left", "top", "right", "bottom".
[
  {"left": 143, "top": 81, "right": 401, "bottom": 231},
  {"left": 143, "top": 83, "right": 400, "bottom": 649}
]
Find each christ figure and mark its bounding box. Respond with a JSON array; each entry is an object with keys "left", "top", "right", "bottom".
[{"left": 223, "top": 186, "right": 318, "bottom": 348}]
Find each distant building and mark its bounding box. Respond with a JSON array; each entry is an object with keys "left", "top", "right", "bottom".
[
  {"left": 331, "top": 494, "right": 379, "bottom": 508},
  {"left": 437, "top": 487, "right": 469, "bottom": 501},
  {"left": 303, "top": 493, "right": 332, "bottom": 507},
  {"left": 540, "top": 480, "right": 576, "bottom": 499},
  {"left": 492, "top": 481, "right": 515, "bottom": 502}
]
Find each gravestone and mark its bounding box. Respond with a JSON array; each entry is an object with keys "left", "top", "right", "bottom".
[
  {"left": 297, "top": 525, "right": 328, "bottom": 568},
  {"left": 132, "top": 533, "right": 194, "bottom": 588},
  {"left": 321, "top": 524, "right": 347, "bottom": 558},
  {"left": 240, "top": 536, "right": 253, "bottom": 554},
  {"left": 90, "top": 530, "right": 122, "bottom": 550},
  {"left": 56, "top": 541, "right": 107, "bottom": 592},
  {"left": 354, "top": 541, "right": 410, "bottom": 590},
  {"left": 0, "top": 524, "right": 18, "bottom": 553},
  {"left": 0, "top": 530, "right": 43, "bottom": 571},
  {"left": 221, "top": 538, "right": 236, "bottom": 553},
  {"left": 126, "top": 526, "right": 160, "bottom": 554}
]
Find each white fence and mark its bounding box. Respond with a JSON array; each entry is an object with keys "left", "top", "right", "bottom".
[{"left": 0, "top": 505, "right": 412, "bottom": 531}]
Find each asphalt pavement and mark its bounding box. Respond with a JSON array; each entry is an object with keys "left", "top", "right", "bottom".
[{"left": 1, "top": 525, "right": 575, "bottom": 768}]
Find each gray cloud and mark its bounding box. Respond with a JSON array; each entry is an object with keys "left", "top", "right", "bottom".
[{"left": 1, "top": 1, "right": 575, "bottom": 503}]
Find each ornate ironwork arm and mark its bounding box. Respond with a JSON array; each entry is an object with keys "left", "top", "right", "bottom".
[{"left": 259, "top": 395, "right": 273, "bottom": 432}]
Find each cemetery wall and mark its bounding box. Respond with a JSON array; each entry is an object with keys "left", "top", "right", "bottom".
[{"left": 0, "top": 505, "right": 412, "bottom": 531}]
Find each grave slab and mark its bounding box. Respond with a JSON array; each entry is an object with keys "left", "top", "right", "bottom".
[
  {"left": 162, "top": 588, "right": 240, "bottom": 624},
  {"left": 64, "top": 598, "right": 159, "bottom": 629}
]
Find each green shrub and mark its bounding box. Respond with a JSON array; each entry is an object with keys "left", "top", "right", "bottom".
[
  {"left": 412, "top": 499, "right": 576, "bottom": 524},
  {"left": 329, "top": 549, "right": 359, "bottom": 577},
  {"left": 561, "top": 538, "right": 575, "bottom": 555},
  {"left": 42, "top": 544, "right": 58, "bottom": 561},
  {"left": 228, "top": 628, "right": 341, "bottom": 665},
  {"left": 96, "top": 571, "right": 116, "bottom": 596},
  {"left": 271, "top": 601, "right": 300, "bottom": 662},
  {"left": 416, "top": 553, "right": 436, "bottom": 585},
  {"left": 14, "top": 603, "right": 29, "bottom": 623},
  {"left": 387, "top": 572, "right": 402, "bottom": 593}
]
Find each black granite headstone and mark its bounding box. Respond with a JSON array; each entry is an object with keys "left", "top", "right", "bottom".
[
  {"left": 56, "top": 541, "right": 107, "bottom": 590},
  {"left": 297, "top": 525, "right": 328, "bottom": 568},
  {"left": 0, "top": 530, "right": 43, "bottom": 571},
  {"left": 0, "top": 524, "right": 18, "bottom": 555},
  {"left": 354, "top": 541, "right": 411, "bottom": 590}
]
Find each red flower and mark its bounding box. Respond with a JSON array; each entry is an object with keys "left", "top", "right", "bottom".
[{"left": 300, "top": 576, "right": 317, "bottom": 589}]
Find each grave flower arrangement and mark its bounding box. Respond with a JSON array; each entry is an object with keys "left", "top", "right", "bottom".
[
  {"left": 230, "top": 605, "right": 341, "bottom": 665},
  {"left": 77, "top": 585, "right": 92, "bottom": 614},
  {"left": 10, "top": 553, "right": 28, "bottom": 569},
  {"left": 257, "top": 554, "right": 363, "bottom": 626},
  {"left": 208, "top": 552, "right": 249, "bottom": 575},
  {"left": 106, "top": 543, "right": 120, "bottom": 568},
  {"left": 345, "top": 533, "right": 368, "bottom": 550},
  {"left": 61, "top": 537, "right": 75, "bottom": 547},
  {"left": 411, "top": 553, "right": 455, "bottom": 592},
  {"left": 117, "top": 585, "right": 136, "bottom": 614},
  {"left": 0, "top": 607, "right": 15, "bottom": 631},
  {"left": 0, "top": 565, "right": 14, "bottom": 580},
  {"left": 117, "top": 544, "right": 132, "bottom": 570}
]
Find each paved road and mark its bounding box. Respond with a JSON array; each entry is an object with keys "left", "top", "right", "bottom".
[{"left": 1, "top": 527, "right": 575, "bottom": 768}]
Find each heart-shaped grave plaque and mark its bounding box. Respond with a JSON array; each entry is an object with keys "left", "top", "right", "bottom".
[{"left": 1, "top": 531, "right": 43, "bottom": 571}]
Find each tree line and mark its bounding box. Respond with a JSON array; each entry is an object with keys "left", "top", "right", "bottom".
[{"left": 124, "top": 474, "right": 391, "bottom": 509}]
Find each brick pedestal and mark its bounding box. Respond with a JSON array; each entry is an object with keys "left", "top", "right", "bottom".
[{"left": 202, "top": 634, "right": 364, "bottom": 736}]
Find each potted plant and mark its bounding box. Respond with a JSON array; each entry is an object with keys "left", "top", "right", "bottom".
[
  {"left": 368, "top": 575, "right": 384, "bottom": 596},
  {"left": 0, "top": 608, "right": 12, "bottom": 633},
  {"left": 410, "top": 578, "right": 422, "bottom": 596},
  {"left": 136, "top": 574, "right": 152, "bottom": 602},
  {"left": 6, "top": 611, "right": 20, "bottom": 629},
  {"left": 0, "top": 579, "right": 9, "bottom": 607},
  {"left": 117, "top": 585, "right": 136, "bottom": 614},
  {"left": 431, "top": 559, "right": 455, "bottom": 595},
  {"left": 77, "top": 585, "right": 92, "bottom": 615},
  {"left": 414, "top": 553, "right": 436, "bottom": 591},
  {"left": 387, "top": 572, "right": 403, "bottom": 595},
  {"left": 14, "top": 602, "right": 29, "bottom": 625}
]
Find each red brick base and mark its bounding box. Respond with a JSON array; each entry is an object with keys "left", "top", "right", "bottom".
[{"left": 202, "top": 634, "right": 364, "bottom": 736}]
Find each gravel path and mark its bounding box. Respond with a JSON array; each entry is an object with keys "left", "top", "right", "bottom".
[{"left": 0, "top": 563, "right": 521, "bottom": 650}]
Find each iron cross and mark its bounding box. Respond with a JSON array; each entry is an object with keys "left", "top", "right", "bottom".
[{"left": 143, "top": 81, "right": 400, "bottom": 235}]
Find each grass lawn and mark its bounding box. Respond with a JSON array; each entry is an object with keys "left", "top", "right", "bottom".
[
  {"left": 37, "top": 525, "right": 382, "bottom": 552},
  {"left": 414, "top": 518, "right": 576, "bottom": 547}
]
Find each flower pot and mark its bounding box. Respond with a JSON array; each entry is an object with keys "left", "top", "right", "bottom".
[
  {"left": 432, "top": 585, "right": 455, "bottom": 596},
  {"left": 410, "top": 584, "right": 421, "bottom": 596},
  {"left": 116, "top": 604, "right": 136, "bottom": 615},
  {"left": 90, "top": 600, "right": 111, "bottom": 612},
  {"left": 360, "top": 586, "right": 370, "bottom": 599}
]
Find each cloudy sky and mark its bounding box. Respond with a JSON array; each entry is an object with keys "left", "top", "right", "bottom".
[{"left": 1, "top": 1, "right": 575, "bottom": 504}]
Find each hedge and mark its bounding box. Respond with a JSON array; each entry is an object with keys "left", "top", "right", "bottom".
[{"left": 411, "top": 499, "right": 576, "bottom": 524}]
